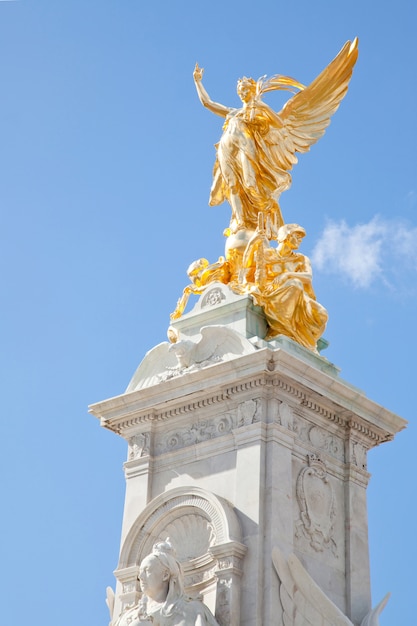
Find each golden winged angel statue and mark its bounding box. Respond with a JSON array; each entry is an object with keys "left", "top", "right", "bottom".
[
  {"left": 194, "top": 38, "right": 358, "bottom": 237},
  {"left": 170, "top": 41, "right": 358, "bottom": 351}
]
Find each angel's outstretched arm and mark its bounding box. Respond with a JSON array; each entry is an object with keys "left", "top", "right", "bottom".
[{"left": 193, "top": 63, "right": 230, "bottom": 118}]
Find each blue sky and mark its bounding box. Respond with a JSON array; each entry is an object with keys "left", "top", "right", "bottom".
[{"left": 0, "top": 1, "right": 416, "bottom": 624}]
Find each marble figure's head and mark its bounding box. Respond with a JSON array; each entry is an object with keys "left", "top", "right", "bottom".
[{"left": 138, "top": 541, "right": 184, "bottom": 605}]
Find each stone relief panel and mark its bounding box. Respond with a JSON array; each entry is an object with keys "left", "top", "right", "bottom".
[
  {"left": 295, "top": 454, "right": 337, "bottom": 556},
  {"left": 308, "top": 425, "right": 344, "bottom": 461},
  {"left": 292, "top": 414, "right": 311, "bottom": 442},
  {"left": 350, "top": 440, "right": 367, "bottom": 470},
  {"left": 292, "top": 416, "right": 344, "bottom": 463},
  {"left": 277, "top": 401, "right": 293, "bottom": 429},
  {"left": 237, "top": 398, "right": 261, "bottom": 426},
  {"left": 155, "top": 398, "right": 263, "bottom": 456},
  {"left": 155, "top": 413, "right": 236, "bottom": 455},
  {"left": 128, "top": 433, "right": 150, "bottom": 460}
]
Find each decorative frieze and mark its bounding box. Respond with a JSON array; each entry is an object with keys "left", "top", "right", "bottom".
[
  {"left": 98, "top": 370, "right": 397, "bottom": 454},
  {"left": 155, "top": 413, "right": 236, "bottom": 455},
  {"left": 152, "top": 399, "right": 264, "bottom": 456}
]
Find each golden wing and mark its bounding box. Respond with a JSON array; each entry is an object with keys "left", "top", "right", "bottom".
[{"left": 267, "top": 38, "right": 359, "bottom": 171}]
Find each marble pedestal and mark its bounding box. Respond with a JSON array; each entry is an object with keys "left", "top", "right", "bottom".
[{"left": 89, "top": 285, "right": 406, "bottom": 626}]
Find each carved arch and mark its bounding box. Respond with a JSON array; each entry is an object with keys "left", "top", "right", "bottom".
[{"left": 114, "top": 486, "right": 246, "bottom": 626}]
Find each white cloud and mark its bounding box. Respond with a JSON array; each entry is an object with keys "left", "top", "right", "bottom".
[{"left": 311, "top": 216, "right": 417, "bottom": 289}]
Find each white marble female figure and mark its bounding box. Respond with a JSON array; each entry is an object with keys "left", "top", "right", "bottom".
[{"left": 114, "top": 541, "right": 219, "bottom": 626}]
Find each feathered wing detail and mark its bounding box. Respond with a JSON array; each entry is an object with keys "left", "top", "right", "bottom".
[
  {"left": 191, "top": 325, "right": 256, "bottom": 364},
  {"left": 272, "top": 547, "right": 353, "bottom": 626},
  {"left": 272, "top": 546, "right": 301, "bottom": 626},
  {"left": 265, "top": 38, "right": 359, "bottom": 175},
  {"left": 256, "top": 73, "right": 306, "bottom": 97},
  {"left": 125, "top": 327, "right": 256, "bottom": 391},
  {"left": 106, "top": 586, "right": 115, "bottom": 625},
  {"left": 272, "top": 546, "right": 389, "bottom": 626},
  {"left": 360, "top": 593, "right": 390, "bottom": 626},
  {"left": 125, "top": 342, "right": 177, "bottom": 392}
]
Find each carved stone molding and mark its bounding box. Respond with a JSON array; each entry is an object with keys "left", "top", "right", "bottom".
[
  {"left": 97, "top": 370, "right": 397, "bottom": 450},
  {"left": 295, "top": 454, "right": 337, "bottom": 555},
  {"left": 118, "top": 488, "right": 243, "bottom": 566},
  {"left": 91, "top": 346, "right": 406, "bottom": 456},
  {"left": 300, "top": 399, "right": 345, "bottom": 426},
  {"left": 159, "top": 393, "right": 230, "bottom": 421},
  {"left": 270, "top": 375, "right": 306, "bottom": 400}
]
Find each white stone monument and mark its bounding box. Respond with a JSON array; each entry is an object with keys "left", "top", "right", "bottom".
[
  {"left": 90, "top": 39, "right": 405, "bottom": 625},
  {"left": 89, "top": 285, "right": 406, "bottom": 626}
]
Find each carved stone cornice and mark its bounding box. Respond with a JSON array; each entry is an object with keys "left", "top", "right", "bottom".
[{"left": 89, "top": 346, "right": 406, "bottom": 448}]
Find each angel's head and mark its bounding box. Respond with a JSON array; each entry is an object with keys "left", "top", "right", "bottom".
[{"left": 237, "top": 77, "right": 257, "bottom": 103}]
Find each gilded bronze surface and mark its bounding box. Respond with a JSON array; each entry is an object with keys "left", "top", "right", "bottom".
[
  {"left": 193, "top": 39, "right": 358, "bottom": 236},
  {"left": 171, "top": 40, "right": 358, "bottom": 352},
  {"left": 242, "top": 222, "right": 328, "bottom": 352}
]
